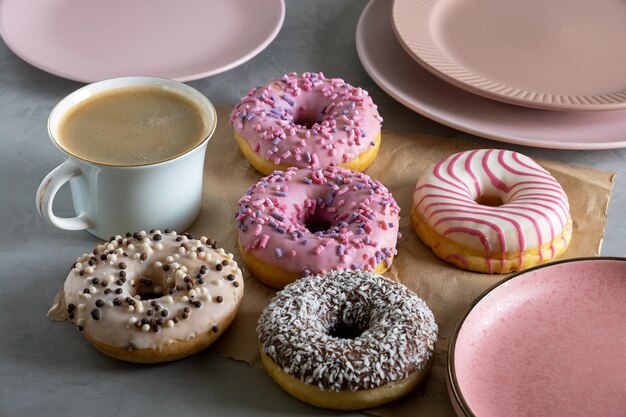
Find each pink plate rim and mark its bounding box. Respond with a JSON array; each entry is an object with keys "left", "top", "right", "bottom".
[
  {"left": 391, "top": 0, "right": 626, "bottom": 112},
  {"left": 446, "top": 256, "right": 626, "bottom": 417},
  {"left": 0, "top": 0, "right": 285, "bottom": 83}
]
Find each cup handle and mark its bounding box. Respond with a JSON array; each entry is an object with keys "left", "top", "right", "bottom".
[{"left": 36, "top": 161, "right": 94, "bottom": 231}]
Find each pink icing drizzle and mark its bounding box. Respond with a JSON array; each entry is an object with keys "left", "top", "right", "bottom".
[
  {"left": 230, "top": 72, "right": 383, "bottom": 169},
  {"left": 237, "top": 166, "right": 400, "bottom": 275},
  {"left": 413, "top": 149, "right": 571, "bottom": 266}
]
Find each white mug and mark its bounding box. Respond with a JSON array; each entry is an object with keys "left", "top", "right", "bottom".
[{"left": 36, "top": 76, "right": 216, "bottom": 240}]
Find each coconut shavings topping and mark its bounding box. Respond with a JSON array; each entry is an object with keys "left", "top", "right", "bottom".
[{"left": 257, "top": 270, "right": 438, "bottom": 391}]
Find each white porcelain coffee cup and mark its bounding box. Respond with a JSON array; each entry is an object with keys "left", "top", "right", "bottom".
[{"left": 36, "top": 76, "right": 216, "bottom": 240}]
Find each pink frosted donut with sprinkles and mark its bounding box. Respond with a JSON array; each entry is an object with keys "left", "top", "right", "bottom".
[
  {"left": 411, "top": 149, "right": 572, "bottom": 273},
  {"left": 230, "top": 72, "right": 383, "bottom": 175},
  {"left": 236, "top": 166, "right": 400, "bottom": 289}
]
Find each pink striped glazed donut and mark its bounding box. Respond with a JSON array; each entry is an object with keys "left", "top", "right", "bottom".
[
  {"left": 236, "top": 166, "right": 400, "bottom": 289},
  {"left": 230, "top": 72, "right": 383, "bottom": 175},
  {"left": 411, "top": 149, "right": 572, "bottom": 273}
]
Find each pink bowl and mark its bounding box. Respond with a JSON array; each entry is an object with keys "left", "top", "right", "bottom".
[{"left": 448, "top": 258, "right": 626, "bottom": 417}]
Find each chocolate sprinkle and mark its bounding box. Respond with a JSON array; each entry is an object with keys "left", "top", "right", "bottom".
[{"left": 90, "top": 309, "right": 101, "bottom": 320}]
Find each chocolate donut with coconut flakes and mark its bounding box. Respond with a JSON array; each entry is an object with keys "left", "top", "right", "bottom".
[{"left": 257, "top": 270, "right": 438, "bottom": 410}]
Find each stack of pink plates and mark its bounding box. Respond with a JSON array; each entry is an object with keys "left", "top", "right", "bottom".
[{"left": 356, "top": 0, "right": 626, "bottom": 149}]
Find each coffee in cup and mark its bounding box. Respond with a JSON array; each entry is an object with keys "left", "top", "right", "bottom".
[{"left": 56, "top": 86, "right": 208, "bottom": 166}]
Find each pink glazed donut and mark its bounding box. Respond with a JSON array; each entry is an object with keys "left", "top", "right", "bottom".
[
  {"left": 236, "top": 166, "right": 400, "bottom": 289},
  {"left": 230, "top": 72, "right": 383, "bottom": 175}
]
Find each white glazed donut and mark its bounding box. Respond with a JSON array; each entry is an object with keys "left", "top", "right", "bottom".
[
  {"left": 61, "top": 230, "right": 244, "bottom": 363},
  {"left": 412, "top": 149, "right": 572, "bottom": 273},
  {"left": 257, "top": 270, "right": 438, "bottom": 410}
]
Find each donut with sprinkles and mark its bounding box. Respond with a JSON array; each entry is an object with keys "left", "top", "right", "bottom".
[
  {"left": 412, "top": 149, "right": 572, "bottom": 273},
  {"left": 59, "top": 230, "right": 244, "bottom": 363},
  {"left": 230, "top": 72, "right": 383, "bottom": 175},
  {"left": 257, "top": 270, "right": 438, "bottom": 410},
  {"left": 236, "top": 166, "right": 400, "bottom": 289}
]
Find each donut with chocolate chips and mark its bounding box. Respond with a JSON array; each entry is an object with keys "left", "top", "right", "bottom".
[
  {"left": 257, "top": 270, "right": 438, "bottom": 410},
  {"left": 236, "top": 166, "right": 400, "bottom": 289},
  {"left": 230, "top": 72, "right": 383, "bottom": 175},
  {"left": 59, "top": 230, "right": 244, "bottom": 363}
]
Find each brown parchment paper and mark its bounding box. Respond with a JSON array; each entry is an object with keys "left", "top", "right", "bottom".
[{"left": 190, "top": 105, "right": 616, "bottom": 417}]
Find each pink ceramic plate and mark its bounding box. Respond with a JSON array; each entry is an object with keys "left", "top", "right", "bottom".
[
  {"left": 448, "top": 258, "right": 626, "bottom": 417},
  {"left": 392, "top": 0, "right": 626, "bottom": 111},
  {"left": 0, "top": 0, "right": 284, "bottom": 82},
  {"left": 356, "top": 0, "right": 626, "bottom": 150}
]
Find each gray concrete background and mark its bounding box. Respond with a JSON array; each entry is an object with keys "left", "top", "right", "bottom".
[{"left": 0, "top": 1, "right": 623, "bottom": 416}]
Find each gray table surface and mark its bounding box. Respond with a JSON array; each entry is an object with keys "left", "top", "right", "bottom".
[{"left": 1, "top": 1, "right": 624, "bottom": 416}]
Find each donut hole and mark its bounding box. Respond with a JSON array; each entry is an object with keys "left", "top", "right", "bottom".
[
  {"left": 329, "top": 320, "right": 367, "bottom": 340},
  {"left": 305, "top": 216, "right": 333, "bottom": 234},
  {"left": 303, "top": 206, "right": 335, "bottom": 234},
  {"left": 133, "top": 277, "right": 165, "bottom": 301},
  {"left": 475, "top": 194, "right": 504, "bottom": 207},
  {"left": 293, "top": 104, "right": 325, "bottom": 129},
  {"left": 327, "top": 302, "right": 370, "bottom": 340}
]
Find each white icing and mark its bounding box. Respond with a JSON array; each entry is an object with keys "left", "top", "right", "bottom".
[
  {"left": 414, "top": 149, "right": 571, "bottom": 254},
  {"left": 63, "top": 231, "right": 244, "bottom": 350}
]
